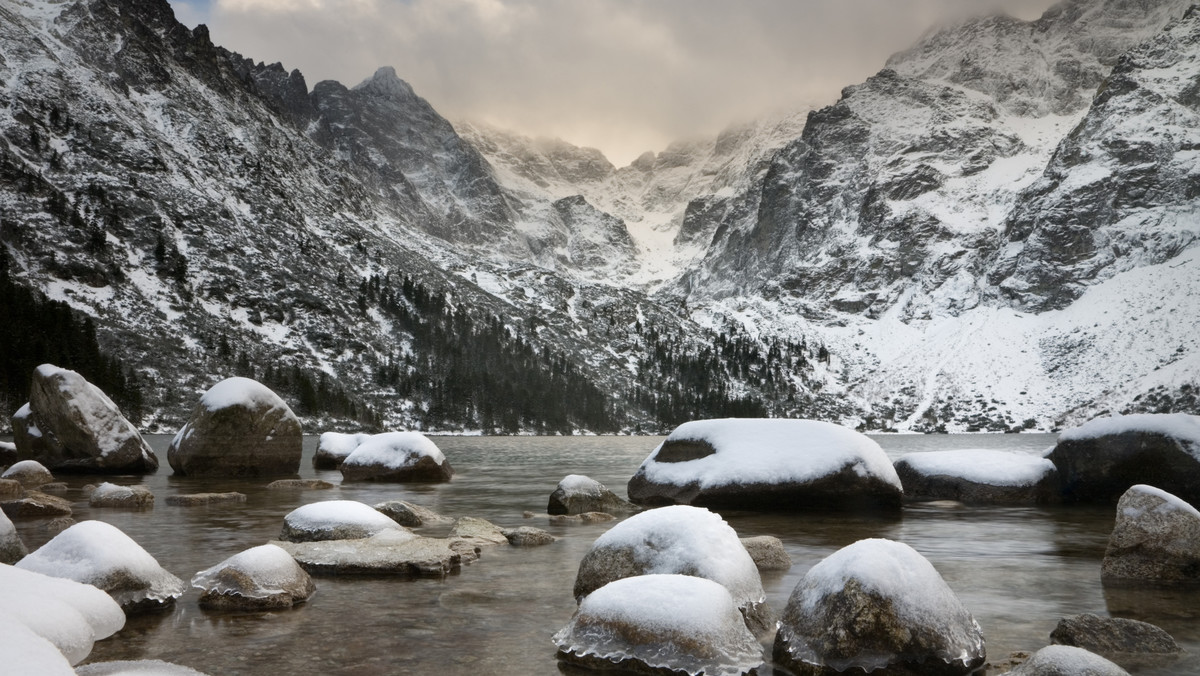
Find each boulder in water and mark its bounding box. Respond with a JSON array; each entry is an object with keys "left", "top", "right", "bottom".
[
  {"left": 16, "top": 520, "right": 185, "bottom": 613},
  {"left": 167, "top": 377, "right": 302, "bottom": 477},
  {"left": 554, "top": 574, "right": 763, "bottom": 676},
  {"left": 1009, "top": 645, "right": 1130, "bottom": 676},
  {"left": 11, "top": 403, "right": 51, "bottom": 461},
  {"left": 2, "top": 460, "right": 54, "bottom": 488},
  {"left": 774, "top": 538, "right": 985, "bottom": 676},
  {"left": 275, "top": 530, "right": 463, "bottom": 577},
  {"left": 1050, "top": 613, "right": 1181, "bottom": 667},
  {"left": 547, "top": 474, "right": 638, "bottom": 515},
  {"left": 895, "top": 449, "right": 1060, "bottom": 504},
  {"left": 280, "top": 500, "right": 408, "bottom": 542},
  {"left": 1101, "top": 484, "right": 1200, "bottom": 583},
  {"left": 312, "top": 432, "right": 369, "bottom": 469},
  {"left": 0, "top": 509, "right": 28, "bottom": 563},
  {"left": 627, "top": 418, "right": 902, "bottom": 511},
  {"left": 339, "top": 432, "right": 453, "bottom": 482},
  {"left": 164, "top": 492, "right": 247, "bottom": 506},
  {"left": 1049, "top": 413, "right": 1200, "bottom": 503},
  {"left": 88, "top": 483, "right": 154, "bottom": 509},
  {"left": 502, "top": 526, "right": 555, "bottom": 546},
  {"left": 0, "top": 479, "right": 22, "bottom": 500},
  {"left": 573, "top": 505, "right": 771, "bottom": 634},
  {"left": 1, "top": 491, "right": 73, "bottom": 519},
  {"left": 741, "top": 535, "right": 792, "bottom": 571},
  {"left": 18, "top": 365, "right": 157, "bottom": 474},
  {"left": 191, "top": 544, "right": 315, "bottom": 610},
  {"left": 374, "top": 500, "right": 451, "bottom": 527}
]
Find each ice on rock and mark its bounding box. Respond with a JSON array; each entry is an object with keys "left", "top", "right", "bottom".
[
  {"left": 627, "top": 418, "right": 903, "bottom": 511},
  {"left": 15, "top": 520, "right": 186, "bottom": 612},
  {"left": 573, "top": 505, "right": 769, "bottom": 633},
  {"left": 191, "top": 544, "right": 315, "bottom": 610},
  {"left": 313, "top": 432, "right": 370, "bottom": 469},
  {"left": 774, "top": 538, "right": 985, "bottom": 675},
  {"left": 280, "top": 500, "right": 408, "bottom": 542},
  {"left": 554, "top": 574, "right": 763, "bottom": 676},
  {"left": 1009, "top": 645, "right": 1130, "bottom": 676},
  {"left": 340, "top": 432, "right": 453, "bottom": 482},
  {"left": 0, "top": 563, "right": 125, "bottom": 667}
]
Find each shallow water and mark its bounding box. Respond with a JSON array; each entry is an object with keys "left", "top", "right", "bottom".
[{"left": 9, "top": 433, "right": 1200, "bottom": 675}]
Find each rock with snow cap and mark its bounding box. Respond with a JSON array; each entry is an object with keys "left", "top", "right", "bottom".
[
  {"left": 895, "top": 449, "right": 1060, "bottom": 504},
  {"left": 627, "top": 419, "right": 903, "bottom": 511},
  {"left": 313, "top": 432, "right": 370, "bottom": 470},
  {"left": 11, "top": 403, "right": 52, "bottom": 462},
  {"left": 339, "top": 432, "right": 452, "bottom": 482},
  {"left": 280, "top": 500, "right": 409, "bottom": 542},
  {"left": 168, "top": 377, "right": 302, "bottom": 477},
  {"left": 1, "top": 491, "right": 73, "bottom": 519},
  {"left": 16, "top": 520, "right": 186, "bottom": 613},
  {"left": 191, "top": 544, "right": 315, "bottom": 610},
  {"left": 774, "top": 538, "right": 985, "bottom": 676},
  {"left": 88, "top": 483, "right": 154, "bottom": 509},
  {"left": 548, "top": 474, "right": 638, "bottom": 515},
  {"left": 275, "top": 530, "right": 463, "bottom": 577},
  {"left": 573, "top": 505, "right": 771, "bottom": 634},
  {"left": 1101, "top": 484, "right": 1200, "bottom": 583},
  {"left": 554, "top": 574, "right": 763, "bottom": 676},
  {"left": 1049, "top": 414, "right": 1200, "bottom": 503},
  {"left": 1009, "top": 645, "right": 1130, "bottom": 676},
  {"left": 0, "top": 440, "right": 16, "bottom": 466},
  {"left": 2, "top": 460, "right": 55, "bottom": 488}
]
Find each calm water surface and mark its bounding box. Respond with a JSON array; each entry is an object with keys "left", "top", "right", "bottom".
[{"left": 11, "top": 434, "right": 1200, "bottom": 675}]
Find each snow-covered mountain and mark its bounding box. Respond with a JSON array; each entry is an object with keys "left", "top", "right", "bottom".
[{"left": 2, "top": 0, "right": 1198, "bottom": 434}]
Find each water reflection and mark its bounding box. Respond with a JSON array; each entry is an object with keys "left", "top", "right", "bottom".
[{"left": 4, "top": 433, "right": 1195, "bottom": 675}]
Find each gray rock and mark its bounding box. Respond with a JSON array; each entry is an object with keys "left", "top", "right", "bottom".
[
  {"left": 191, "top": 544, "right": 315, "bottom": 610},
  {"left": 88, "top": 482, "right": 154, "bottom": 508},
  {"left": 1101, "top": 484, "right": 1200, "bottom": 583},
  {"left": 502, "top": 526, "right": 555, "bottom": 547},
  {"left": 1049, "top": 414, "right": 1200, "bottom": 504},
  {"left": 275, "top": 531, "right": 463, "bottom": 577},
  {"left": 165, "top": 492, "right": 247, "bottom": 506},
  {"left": 547, "top": 474, "right": 638, "bottom": 515},
  {"left": 1009, "top": 645, "right": 1130, "bottom": 676},
  {"left": 38, "top": 482, "right": 68, "bottom": 494},
  {"left": 0, "top": 479, "right": 22, "bottom": 499},
  {"left": 1, "top": 460, "right": 54, "bottom": 488},
  {"left": 548, "top": 511, "right": 616, "bottom": 525},
  {"left": 895, "top": 450, "right": 1060, "bottom": 504},
  {"left": 168, "top": 377, "right": 302, "bottom": 478},
  {"left": 1, "top": 491, "right": 73, "bottom": 518},
  {"left": 774, "top": 538, "right": 985, "bottom": 676},
  {"left": 450, "top": 517, "right": 509, "bottom": 547},
  {"left": 1051, "top": 613, "right": 1181, "bottom": 661},
  {"left": 266, "top": 479, "right": 334, "bottom": 490},
  {"left": 280, "top": 500, "right": 407, "bottom": 543},
  {"left": 741, "top": 535, "right": 792, "bottom": 571},
  {"left": 374, "top": 500, "right": 450, "bottom": 528},
  {"left": 19, "top": 365, "right": 158, "bottom": 474},
  {"left": 0, "top": 508, "right": 28, "bottom": 564}
]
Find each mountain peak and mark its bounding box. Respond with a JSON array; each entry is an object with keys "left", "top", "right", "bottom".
[{"left": 353, "top": 65, "right": 415, "bottom": 99}]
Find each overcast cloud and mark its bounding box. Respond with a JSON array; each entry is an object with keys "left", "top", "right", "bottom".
[{"left": 170, "top": 0, "right": 1058, "bottom": 165}]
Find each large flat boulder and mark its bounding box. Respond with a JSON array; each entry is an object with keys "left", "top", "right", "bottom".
[
  {"left": 18, "top": 365, "right": 157, "bottom": 474},
  {"left": 168, "top": 377, "right": 301, "bottom": 477},
  {"left": 628, "top": 418, "right": 902, "bottom": 511},
  {"left": 1049, "top": 414, "right": 1200, "bottom": 503},
  {"left": 274, "top": 531, "right": 463, "bottom": 577},
  {"left": 895, "top": 449, "right": 1060, "bottom": 504}
]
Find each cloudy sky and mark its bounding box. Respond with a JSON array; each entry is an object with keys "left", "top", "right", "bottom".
[{"left": 169, "top": 0, "right": 1057, "bottom": 165}]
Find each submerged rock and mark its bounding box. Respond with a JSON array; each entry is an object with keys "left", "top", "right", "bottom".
[
  {"left": 741, "top": 535, "right": 792, "bottom": 572},
  {"left": 895, "top": 449, "right": 1060, "bottom": 504},
  {"left": 191, "top": 544, "right": 315, "bottom": 610},
  {"left": 266, "top": 479, "right": 333, "bottom": 490},
  {"left": 627, "top": 418, "right": 902, "bottom": 511},
  {"left": 339, "top": 432, "right": 453, "bottom": 483},
  {"left": 774, "top": 538, "right": 985, "bottom": 676},
  {"left": 502, "top": 526, "right": 556, "bottom": 547},
  {"left": 74, "top": 661, "right": 211, "bottom": 675},
  {"left": 275, "top": 530, "right": 463, "bottom": 577},
  {"left": 1049, "top": 413, "right": 1200, "bottom": 503},
  {"left": 451, "top": 516, "right": 509, "bottom": 547},
  {"left": 548, "top": 512, "right": 616, "bottom": 525},
  {"left": 1, "top": 491, "right": 73, "bottom": 519},
  {"left": 0, "top": 509, "right": 28, "bottom": 563},
  {"left": 2, "top": 460, "right": 54, "bottom": 488},
  {"left": 16, "top": 520, "right": 185, "bottom": 613},
  {"left": 1009, "top": 645, "right": 1130, "bottom": 676},
  {"left": 1101, "top": 484, "right": 1200, "bottom": 583},
  {"left": 374, "top": 500, "right": 451, "bottom": 527},
  {"left": 1050, "top": 613, "right": 1181, "bottom": 664},
  {"left": 547, "top": 474, "right": 638, "bottom": 515},
  {"left": 18, "top": 365, "right": 158, "bottom": 474},
  {"left": 168, "top": 377, "right": 302, "bottom": 477},
  {"left": 574, "top": 505, "right": 771, "bottom": 634},
  {"left": 554, "top": 574, "right": 763, "bottom": 676},
  {"left": 165, "top": 492, "right": 247, "bottom": 506},
  {"left": 280, "top": 500, "right": 408, "bottom": 542},
  {"left": 88, "top": 483, "right": 154, "bottom": 509}
]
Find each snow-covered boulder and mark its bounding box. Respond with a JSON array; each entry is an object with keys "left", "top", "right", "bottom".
[
  {"left": 88, "top": 483, "right": 154, "bottom": 509},
  {"left": 547, "top": 474, "right": 638, "bottom": 515},
  {"left": 895, "top": 449, "right": 1060, "bottom": 504},
  {"left": 0, "top": 440, "right": 16, "bottom": 465},
  {"left": 1049, "top": 414, "right": 1200, "bottom": 503},
  {"left": 374, "top": 500, "right": 451, "bottom": 527},
  {"left": 554, "top": 574, "right": 763, "bottom": 676},
  {"left": 1, "top": 491, "right": 73, "bottom": 518},
  {"left": 740, "top": 535, "right": 792, "bottom": 571},
  {"left": 0, "top": 509, "right": 28, "bottom": 564},
  {"left": 0, "top": 562, "right": 125, "bottom": 668},
  {"left": 1101, "top": 484, "right": 1200, "bottom": 583},
  {"left": 280, "top": 500, "right": 408, "bottom": 542},
  {"left": 339, "top": 432, "right": 453, "bottom": 482},
  {"left": 1009, "top": 645, "right": 1130, "bottom": 676},
  {"left": 774, "top": 538, "right": 985, "bottom": 676},
  {"left": 275, "top": 530, "right": 463, "bottom": 577},
  {"left": 16, "top": 365, "right": 157, "bottom": 474},
  {"left": 2, "top": 459, "right": 55, "bottom": 488},
  {"left": 313, "top": 432, "right": 369, "bottom": 469},
  {"left": 167, "top": 377, "right": 302, "bottom": 477},
  {"left": 74, "top": 661, "right": 211, "bottom": 675},
  {"left": 1050, "top": 613, "right": 1181, "bottom": 659},
  {"left": 191, "top": 544, "right": 315, "bottom": 610},
  {"left": 11, "top": 403, "right": 51, "bottom": 463},
  {"left": 627, "top": 419, "right": 903, "bottom": 511},
  {"left": 16, "top": 520, "right": 185, "bottom": 613},
  {"left": 573, "top": 505, "right": 771, "bottom": 633}
]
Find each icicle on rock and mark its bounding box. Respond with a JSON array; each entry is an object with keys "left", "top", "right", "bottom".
[{"left": 191, "top": 544, "right": 315, "bottom": 610}]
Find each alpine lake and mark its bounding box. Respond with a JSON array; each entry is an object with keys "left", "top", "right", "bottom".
[{"left": 8, "top": 433, "right": 1200, "bottom": 675}]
